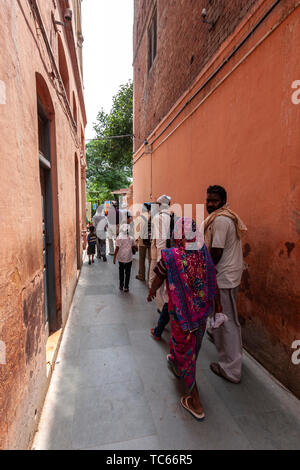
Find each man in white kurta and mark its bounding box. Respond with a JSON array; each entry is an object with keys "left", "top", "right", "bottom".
[
  {"left": 134, "top": 204, "right": 151, "bottom": 282},
  {"left": 204, "top": 186, "right": 247, "bottom": 384},
  {"left": 149, "top": 195, "right": 172, "bottom": 339}
]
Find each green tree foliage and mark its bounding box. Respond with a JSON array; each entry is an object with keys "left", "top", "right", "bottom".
[{"left": 86, "top": 81, "right": 133, "bottom": 204}]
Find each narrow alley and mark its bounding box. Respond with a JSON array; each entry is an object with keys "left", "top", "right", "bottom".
[
  {"left": 2, "top": 0, "right": 300, "bottom": 452},
  {"left": 33, "top": 255, "right": 300, "bottom": 451}
]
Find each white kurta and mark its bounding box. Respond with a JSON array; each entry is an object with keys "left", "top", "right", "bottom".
[{"left": 149, "top": 208, "right": 171, "bottom": 311}]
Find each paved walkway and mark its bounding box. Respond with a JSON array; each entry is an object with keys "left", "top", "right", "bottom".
[{"left": 33, "top": 255, "right": 300, "bottom": 450}]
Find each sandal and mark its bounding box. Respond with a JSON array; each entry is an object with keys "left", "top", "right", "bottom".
[
  {"left": 180, "top": 396, "right": 205, "bottom": 421},
  {"left": 166, "top": 354, "right": 180, "bottom": 378}
]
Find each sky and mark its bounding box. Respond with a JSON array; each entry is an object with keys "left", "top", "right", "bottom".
[{"left": 82, "top": 0, "right": 134, "bottom": 141}]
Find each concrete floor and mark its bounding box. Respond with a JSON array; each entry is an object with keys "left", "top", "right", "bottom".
[{"left": 33, "top": 255, "right": 300, "bottom": 450}]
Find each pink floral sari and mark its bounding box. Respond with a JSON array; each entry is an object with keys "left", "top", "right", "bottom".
[{"left": 161, "top": 218, "right": 217, "bottom": 391}]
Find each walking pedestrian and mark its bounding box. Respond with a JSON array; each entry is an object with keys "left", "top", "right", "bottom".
[
  {"left": 113, "top": 223, "right": 137, "bottom": 292},
  {"left": 148, "top": 218, "right": 217, "bottom": 420},
  {"left": 149, "top": 194, "right": 174, "bottom": 340},
  {"left": 107, "top": 201, "right": 120, "bottom": 255},
  {"left": 135, "top": 203, "right": 151, "bottom": 282},
  {"left": 204, "top": 185, "right": 247, "bottom": 384},
  {"left": 87, "top": 226, "right": 97, "bottom": 265},
  {"left": 126, "top": 210, "right": 134, "bottom": 236},
  {"left": 92, "top": 205, "right": 103, "bottom": 230},
  {"left": 93, "top": 205, "right": 108, "bottom": 261}
]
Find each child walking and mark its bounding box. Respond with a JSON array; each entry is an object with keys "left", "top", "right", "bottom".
[
  {"left": 87, "top": 225, "right": 97, "bottom": 265},
  {"left": 113, "top": 223, "right": 136, "bottom": 292}
]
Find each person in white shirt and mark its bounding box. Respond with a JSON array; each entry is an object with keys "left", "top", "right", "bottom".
[
  {"left": 106, "top": 202, "right": 120, "bottom": 255},
  {"left": 149, "top": 194, "right": 174, "bottom": 340},
  {"left": 204, "top": 185, "right": 247, "bottom": 384},
  {"left": 92, "top": 205, "right": 108, "bottom": 261},
  {"left": 134, "top": 203, "right": 151, "bottom": 282},
  {"left": 113, "top": 223, "right": 137, "bottom": 292}
]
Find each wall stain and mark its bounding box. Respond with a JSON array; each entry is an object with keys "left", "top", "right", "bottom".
[
  {"left": 9, "top": 269, "right": 22, "bottom": 288},
  {"left": 285, "top": 242, "right": 295, "bottom": 257},
  {"left": 243, "top": 243, "right": 251, "bottom": 258},
  {"left": 290, "top": 210, "right": 300, "bottom": 237},
  {"left": 240, "top": 269, "right": 253, "bottom": 300},
  {"left": 23, "top": 279, "right": 43, "bottom": 364}
]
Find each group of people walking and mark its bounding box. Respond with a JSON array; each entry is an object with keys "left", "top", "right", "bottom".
[
  {"left": 87, "top": 184, "right": 247, "bottom": 421},
  {"left": 137, "top": 186, "right": 247, "bottom": 420},
  {"left": 87, "top": 202, "right": 136, "bottom": 290}
]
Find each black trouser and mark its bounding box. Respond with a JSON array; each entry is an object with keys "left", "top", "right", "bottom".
[
  {"left": 119, "top": 261, "right": 132, "bottom": 289},
  {"left": 154, "top": 302, "right": 170, "bottom": 337}
]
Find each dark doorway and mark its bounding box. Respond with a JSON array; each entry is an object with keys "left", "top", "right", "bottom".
[
  {"left": 75, "top": 155, "right": 81, "bottom": 270},
  {"left": 38, "top": 102, "right": 56, "bottom": 333}
]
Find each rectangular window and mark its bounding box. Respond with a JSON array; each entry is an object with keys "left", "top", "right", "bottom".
[{"left": 148, "top": 9, "right": 157, "bottom": 71}]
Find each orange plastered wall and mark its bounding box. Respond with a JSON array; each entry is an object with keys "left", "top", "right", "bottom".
[{"left": 133, "top": 4, "right": 300, "bottom": 397}]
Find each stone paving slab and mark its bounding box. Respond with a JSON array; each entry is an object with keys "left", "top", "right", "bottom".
[{"left": 33, "top": 255, "right": 300, "bottom": 450}]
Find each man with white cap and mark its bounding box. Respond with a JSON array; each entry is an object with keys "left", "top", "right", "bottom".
[
  {"left": 149, "top": 194, "right": 174, "bottom": 340},
  {"left": 106, "top": 201, "right": 120, "bottom": 255},
  {"left": 92, "top": 205, "right": 108, "bottom": 261}
]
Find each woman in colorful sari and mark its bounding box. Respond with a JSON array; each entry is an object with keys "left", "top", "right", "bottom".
[{"left": 147, "top": 217, "right": 217, "bottom": 421}]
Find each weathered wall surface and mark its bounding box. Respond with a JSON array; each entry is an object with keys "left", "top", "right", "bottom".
[
  {"left": 133, "top": 0, "right": 300, "bottom": 397},
  {"left": 133, "top": 0, "right": 259, "bottom": 150},
  {"left": 0, "top": 0, "right": 86, "bottom": 449}
]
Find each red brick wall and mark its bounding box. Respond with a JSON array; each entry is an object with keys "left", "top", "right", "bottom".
[
  {"left": 0, "top": 0, "right": 86, "bottom": 449},
  {"left": 133, "top": 0, "right": 259, "bottom": 151}
]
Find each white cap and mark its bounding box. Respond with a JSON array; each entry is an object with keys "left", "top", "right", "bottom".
[
  {"left": 156, "top": 194, "right": 171, "bottom": 205},
  {"left": 119, "top": 223, "right": 130, "bottom": 233}
]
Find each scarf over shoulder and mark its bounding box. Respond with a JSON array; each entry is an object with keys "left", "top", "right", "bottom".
[{"left": 203, "top": 203, "right": 247, "bottom": 248}]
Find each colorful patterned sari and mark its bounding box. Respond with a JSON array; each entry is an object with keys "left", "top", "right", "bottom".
[{"left": 161, "top": 218, "right": 217, "bottom": 391}]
